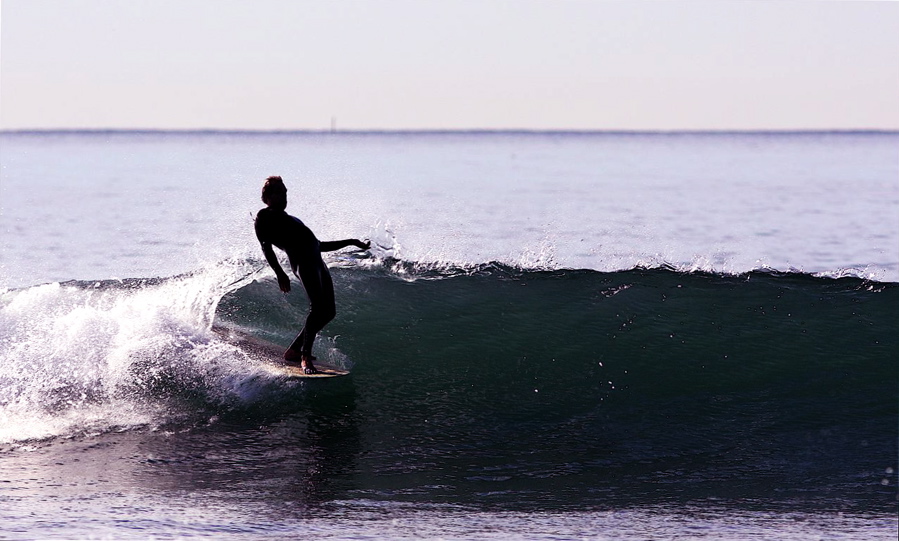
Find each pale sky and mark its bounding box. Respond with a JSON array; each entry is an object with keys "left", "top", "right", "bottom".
[{"left": 1, "top": 0, "right": 897, "bottom": 131}]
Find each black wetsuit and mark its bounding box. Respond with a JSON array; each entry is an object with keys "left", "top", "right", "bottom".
[{"left": 254, "top": 207, "right": 336, "bottom": 356}]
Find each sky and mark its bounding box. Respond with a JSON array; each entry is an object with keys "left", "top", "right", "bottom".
[{"left": 1, "top": 0, "right": 897, "bottom": 131}]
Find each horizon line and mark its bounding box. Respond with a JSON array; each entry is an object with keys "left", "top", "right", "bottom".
[{"left": 2, "top": 127, "right": 897, "bottom": 135}]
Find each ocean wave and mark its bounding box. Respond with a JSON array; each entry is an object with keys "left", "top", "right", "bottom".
[
  {"left": 1, "top": 257, "right": 896, "bottom": 507},
  {"left": 234, "top": 258, "right": 897, "bottom": 507},
  {"left": 0, "top": 259, "right": 284, "bottom": 443}
]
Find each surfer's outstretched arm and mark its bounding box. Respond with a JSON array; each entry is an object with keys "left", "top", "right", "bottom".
[
  {"left": 260, "top": 241, "right": 292, "bottom": 293},
  {"left": 319, "top": 239, "right": 371, "bottom": 252}
]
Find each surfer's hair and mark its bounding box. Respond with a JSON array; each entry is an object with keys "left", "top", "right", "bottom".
[{"left": 261, "top": 175, "right": 285, "bottom": 205}]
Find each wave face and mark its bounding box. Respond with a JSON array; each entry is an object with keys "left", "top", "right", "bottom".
[
  {"left": 2, "top": 260, "right": 896, "bottom": 510},
  {"left": 220, "top": 261, "right": 899, "bottom": 509}
]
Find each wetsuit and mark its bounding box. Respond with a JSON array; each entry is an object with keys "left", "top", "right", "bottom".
[{"left": 254, "top": 207, "right": 336, "bottom": 356}]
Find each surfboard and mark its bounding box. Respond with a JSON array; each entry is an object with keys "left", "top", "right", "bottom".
[{"left": 212, "top": 325, "right": 349, "bottom": 378}]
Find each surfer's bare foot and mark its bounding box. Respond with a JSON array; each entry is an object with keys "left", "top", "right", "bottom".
[
  {"left": 301, "top": 354, "right": 319, "bottom": 375},
  {"left": 284, "top": 349, "right": 318, "bottom": 368}
]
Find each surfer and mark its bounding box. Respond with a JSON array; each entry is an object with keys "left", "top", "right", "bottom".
[{"left": 255, "top": 175, "right": 370, "bottom": 374}]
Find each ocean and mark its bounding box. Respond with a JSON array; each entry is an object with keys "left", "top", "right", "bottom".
[{"left": 1, "top": 131, "right": 897, "bottom": 539}]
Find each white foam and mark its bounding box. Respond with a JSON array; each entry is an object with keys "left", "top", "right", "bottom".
[{"left": 0, "top": 259, "right": 276, "bottom": 444}]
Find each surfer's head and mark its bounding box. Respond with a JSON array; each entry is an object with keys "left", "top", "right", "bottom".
[{"left": 262, "top": 176, "right": 288, "bottom": 210}]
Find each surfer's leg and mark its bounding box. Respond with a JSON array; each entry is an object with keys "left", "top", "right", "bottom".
[
  {"left": 285, "top": 330, "right": 307, "bottom": 362},
  {"left": 285, "top": 267, "right": 315, "bottom": 363},
  {"left": 300, "top": 270, "right": 336, "bottom": 354},
  {"left": 286, "top": 266, "right": 335, "bottom": 371}
]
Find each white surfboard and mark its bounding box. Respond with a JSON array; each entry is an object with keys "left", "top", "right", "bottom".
[{"left": 212, "top": 325, "right": 349, "bottom": 378}]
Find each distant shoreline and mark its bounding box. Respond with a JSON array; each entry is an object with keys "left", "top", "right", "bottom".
[{"left": 2, "top": 128, "right": 897, "bottom": 136}]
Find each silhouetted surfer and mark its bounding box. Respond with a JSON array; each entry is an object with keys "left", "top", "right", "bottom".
[{"left": 255, "top": 176, "right": 369, "bottom": 374}]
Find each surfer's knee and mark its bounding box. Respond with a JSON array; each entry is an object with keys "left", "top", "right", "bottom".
[
  {"left": 322, "top": 303, "right": 336, "bottom": 323},
  {"left": 309, "top": 299, "right": 335, "bottom": 324}
]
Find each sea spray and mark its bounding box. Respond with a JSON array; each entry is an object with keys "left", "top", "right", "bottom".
[{"left": 0, "top": 259, "right": 274, "bottom": 443}]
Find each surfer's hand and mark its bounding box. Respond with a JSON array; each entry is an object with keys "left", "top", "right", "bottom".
[
  {"left": 354, "top": 239, "right": 371, "bottom": 250},
  {"left": 277, "top": 273, "right": 291, "bottom": 293}
]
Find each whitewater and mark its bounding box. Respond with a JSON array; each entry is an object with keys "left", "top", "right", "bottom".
[{"left": 1, "top": 131, "right": 897, "bottom": 539}]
